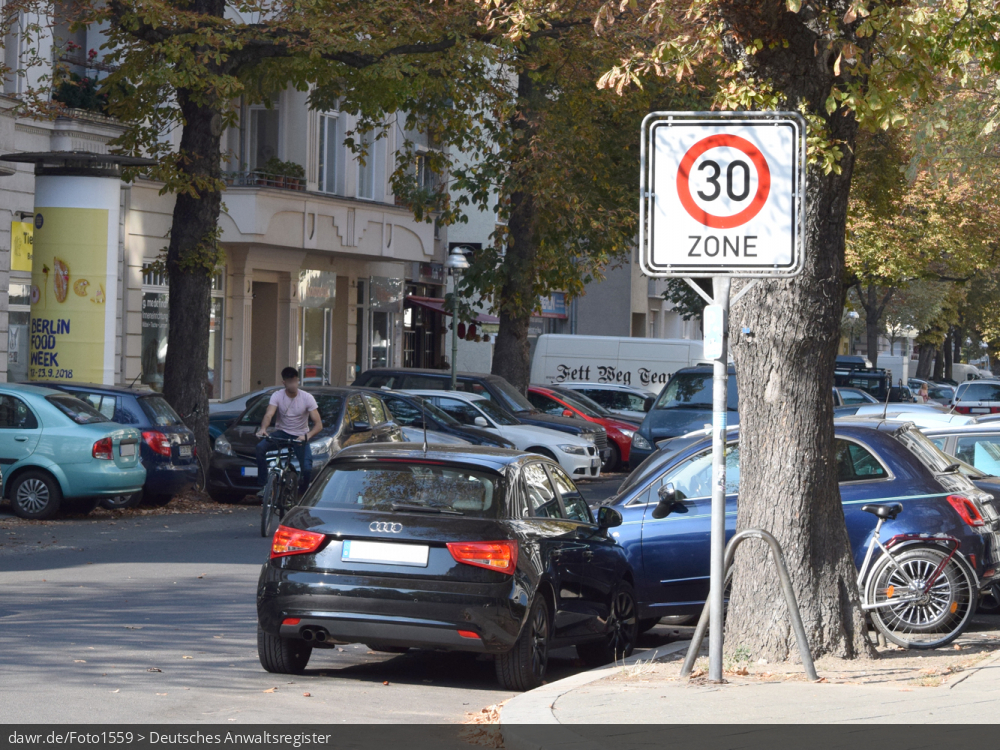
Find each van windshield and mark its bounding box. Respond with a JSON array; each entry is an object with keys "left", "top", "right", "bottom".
[{"left": 655, "top": 373, "right": 738, "bottom": 411}]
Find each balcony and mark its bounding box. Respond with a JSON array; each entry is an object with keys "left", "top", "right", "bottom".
[{"left": 222, "top": 169, "right": 305, "bottom": 192}]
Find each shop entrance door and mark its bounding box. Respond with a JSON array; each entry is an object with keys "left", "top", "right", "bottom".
[
  {"left": 250, "top": 281, "right": 278, "bottom": 388},
  {"left": 299, "top": 307, "right": 331, "bottom": 385}
]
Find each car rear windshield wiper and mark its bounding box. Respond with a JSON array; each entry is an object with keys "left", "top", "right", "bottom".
[
  {"left": 390, "top": 502, "right": 463, "bottom": 515},
  {"left": 942, "top": 463, "right": 961, "bottom": 474}
]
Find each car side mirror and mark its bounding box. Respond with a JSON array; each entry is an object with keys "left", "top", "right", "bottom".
[
  {"left": 643, "top": 397, "right": 655, "bottom": 412},
  {"left": 474, "top": 416, "right": 488, "bottom": 427},
  {"left": 562, "top": 409, "right": 575, "bottom": 419},
  {"left": 597, "top": 506, "right": 622, "bottom": 529},
  {"left": 351, "top": 420, "right": 372, "bottom": 433},
  {"left": 652, "top": 483, "right": 679, "bottom": 519}
]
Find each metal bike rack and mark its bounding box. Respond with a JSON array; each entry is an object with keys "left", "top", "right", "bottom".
[{"left": 679, "top": 528, "right": 819, "bottom": 682}]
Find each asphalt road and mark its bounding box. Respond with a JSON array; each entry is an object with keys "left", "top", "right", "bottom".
[{"left": 0, "top": 472, "right": 687, "bottom": 724}]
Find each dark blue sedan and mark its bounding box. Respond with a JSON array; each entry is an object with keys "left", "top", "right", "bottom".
[
  {"left": 37, "top": 382, "right": 198, "bottom": 509},
  {"left": 604, "top": 418, "right": 1000, "bottom": 627}
]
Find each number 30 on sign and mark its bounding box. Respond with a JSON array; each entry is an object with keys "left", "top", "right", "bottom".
[{"left": 639, "top": 112, "right": 806, "bottom": 278}]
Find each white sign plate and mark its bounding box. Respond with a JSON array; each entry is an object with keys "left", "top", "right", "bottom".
[{"left": 640, "top": 112, "right": 806, "bottom": 278}]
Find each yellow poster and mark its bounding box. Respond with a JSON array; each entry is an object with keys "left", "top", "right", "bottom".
[
  {"left": 28, "top": 208, "right": 109, "bottom": 382},
  {"left": 11, "top": 220, "right": 33, "bottom": 272}
]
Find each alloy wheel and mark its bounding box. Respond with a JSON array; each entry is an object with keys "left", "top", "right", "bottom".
[
  {"left": 530, "top": 605, "right": 548, "bottom": 681},
  {"left": 16, "top": 478, "right": 50, "bottom": 514},
  {"left": 608, "top": 590, "right": 637, "bottom": 658}
]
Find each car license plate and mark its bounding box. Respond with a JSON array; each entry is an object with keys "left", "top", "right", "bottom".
[
  {"left": 119, "top": 442, "right": 136, "bottom": 457},
  {"left": 179, "top": 445, "right": 192, "bottom": 457},
  {"left": 972, "top": 407, "right": 991, "bottom": 414},
  {"left": 241, "top": 467, "right": 258, "bottom": 477},
  {"left": 591, "top": 458, "right": 601, "bottom": 469},
  {"left": 342, "top": 540, "right": 429, "bottom": 567}
]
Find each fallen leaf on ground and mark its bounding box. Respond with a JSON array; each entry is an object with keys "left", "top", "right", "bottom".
[
  {"left": 110, "top": 689, "right": 120, "bottom": 693},
  {"left": 182, "top": 656, "right": 193, "bottom": 659},
  {"left": 147, "top": 668, "right": 162, "bottom": 673},
  {"left": 263, "top": 687, "right": 277, "bottom": 693},
  {"left": 688, "top": 669, "right": 706, "bottom": 678},
  {"left": 383, "top": 681, "right": 389, "bottom": 686},
  {"left": 156, "top": 693, "right": 167, "bottom": 696},
  {"left": 74, "top": 660, "right": 86, "bottom": 663},
  {"left": 302, "top": 692, "right": 311, "bottom": 697}
]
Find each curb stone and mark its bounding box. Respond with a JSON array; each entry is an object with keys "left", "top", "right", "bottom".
[{"left": 499, "top": 640, "right": 691, "bottom": 750}]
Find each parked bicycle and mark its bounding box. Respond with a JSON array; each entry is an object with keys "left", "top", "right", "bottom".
[
  {"left": 858, "top": 502, "right": 976, "bottom": 649},
  {"left": 260, "top": 438, "right": 302, "bottom": 537}
]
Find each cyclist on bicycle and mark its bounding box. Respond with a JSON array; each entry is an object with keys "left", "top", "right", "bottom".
[{"left": 255, "top": 367, "right": 323, "bottom": 495}]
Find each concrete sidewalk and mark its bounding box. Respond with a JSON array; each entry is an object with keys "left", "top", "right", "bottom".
[{"left": 500, "top": 642, "right": 1000, "bottom": 746}]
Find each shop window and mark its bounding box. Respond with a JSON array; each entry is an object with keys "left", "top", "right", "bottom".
[
  {"left": 141, "top": 263, "right": 225, "bottom": 398},
  {"left": 297, "top": 270, "right": 336, "bottom": 386},
  {"left": 7, "top": 282, "right": 31, "bottom": 382}
]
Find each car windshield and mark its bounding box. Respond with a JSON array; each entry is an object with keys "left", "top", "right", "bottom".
[
  {"left": 46, "top": 395, "right": 109, "bottom": 424},
  {"left": 239, "top": 392, "right": 343, "bottom": 426},
  {"left": 956, "top": 383, "right": 1000, "bottom": 402},
  {"left": 892, "top": 425, "right": 960, "bottom": 474},
  {"left": 489, "top": 377, "right": 534, "bottom": 413},
  {"left": 476, "top": 398, "right": 519, "bottom": 426},
  {"left": 655, "top": 373, "right": 738, "bottom": 411},
  {"left": 385, "top": 394, "right": 461, "bottom": 428},
  {"left": 139, "top": 395, "right": 183, "bottom": 426},
  {"left": 555, "top": 389, "right": 611, "bottom": 417},
  {"left": 303, "top": 462, "right": 500, "bottom": 518}
]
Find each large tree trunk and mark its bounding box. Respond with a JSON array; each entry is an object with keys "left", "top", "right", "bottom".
[
  {"left": 161, "top": 83, "right": 223, "bottom": 470},
  {"left": 944, "top": 332, "right": 954, "bottom": 381},
  {"left": 491, "top": 70, "right": 539, "bottom": 393},
  {"left": 933, "top": 347, "right": 945, "bottom": 381},
  {"left": 916, "top": 345, "right": 934, "bottom": 379},
  {"left": 953, "top": 328, "right": 962, "bottom": 365},
  {"left": 724, "top": 5, "right": 874, "bottom": 661}
]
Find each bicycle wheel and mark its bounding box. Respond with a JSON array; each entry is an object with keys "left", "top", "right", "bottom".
[
  {"left": 260, "top": 472, "right": 278, "bottom": 538},
  {"left": 865, "top": 545, "right": 975, "bottom": 649}
]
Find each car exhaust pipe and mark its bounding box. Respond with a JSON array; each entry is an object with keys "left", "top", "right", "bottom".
[
  {"left": 314, "top": 630, "right": 327, "bottom": 643},
  {"left": 301, "top": 628, "right": 314, "bottom": 641}
]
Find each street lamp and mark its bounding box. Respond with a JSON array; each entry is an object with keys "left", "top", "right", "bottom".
[
  {"left": 847, "top": 310, "right": 859, "bottom": 355},
  {"left": 444, "top": 247, "right": 470, "bottom": 390}
]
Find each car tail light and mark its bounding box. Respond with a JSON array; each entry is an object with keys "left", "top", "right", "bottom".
[
  {"left": 947, "top": 495, "right": 985, "bottom": 527},
  {"left": 142, "top": 431, "right": 172, "bottom": 457},
  {"left": 282, "top": 617, "right": 301, "bottom": 626},
  {"left": 271, "top": 525, "right": 326, "bottom": 559},
  {"left": 92, "top": 437, "right": 113, "bottom": 460},
  {"left": 954, "top": 406, "right": 972, "bottom": 414},
  {"left": 447, "top": 541, "right": 518, "bottom": 575},
  {"left": 457, "top": 630, "right": 480, "bottom": 639}
]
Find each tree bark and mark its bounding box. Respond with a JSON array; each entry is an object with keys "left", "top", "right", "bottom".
[
  {"left": 916, "top": 345, "right": 934, "bottom": 379},
  {"left": 725, "top": 5, "right": 874, "bottom": 661},
  {"left": 953, "top": 328, "right": 962, "bottom": 365},
  {"left": 160, "top": 3, "right": 225, "bottom": 469},
  {"left": 944, "top": 332, "right": 954, "bottom": 381},
  {"left": 933, "top": 347, "right": 945, "bottom": 381},
  {"left": 491, "top": 70, "right": 539, "bottom": 393}
]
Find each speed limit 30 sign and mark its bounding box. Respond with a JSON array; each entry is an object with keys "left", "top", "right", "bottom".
[{"left": 640, "top": 112, "right": 806, "bottom": 278}]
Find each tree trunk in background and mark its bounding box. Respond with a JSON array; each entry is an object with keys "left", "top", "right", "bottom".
[
  {"left": 944, "top": 333, "right": 954, "bottom": 382},
  {"left": 726, "top": 7, "right": 874, "bottom": 661},
  {"left": 953, "top": 329, "right": 962, "bottom": 366},
  {"left": 916, "top": 346, "right": 935, "bottom": 379},
  {"left": 933, "top": 347, "right": 945, "bottom": 381},
  {"left": 865, "top": 315, "right": 880, "bottom": 368},
  {"left": 161, "top": 82, "right": 223, "bottom": 471},
  {"left": 491, "top": 70, "right": 539, "bottom": 393}
]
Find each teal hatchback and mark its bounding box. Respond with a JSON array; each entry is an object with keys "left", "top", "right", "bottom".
[{"left": 0, "top": 384, "right": 146, "bottom": 519}]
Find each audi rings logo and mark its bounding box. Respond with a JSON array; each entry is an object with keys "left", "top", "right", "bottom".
[{"left": 369, "top": 522, "right": 403, "bottom": 533}]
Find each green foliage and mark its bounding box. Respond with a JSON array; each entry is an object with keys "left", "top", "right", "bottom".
[
  {"left": 260, "top": 158, "right": 305, "bottom": 179},
  {"left": 53, "top": 73, "right": 108, "bottom": 114}
]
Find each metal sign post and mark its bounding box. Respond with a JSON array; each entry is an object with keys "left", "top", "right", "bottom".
[{"left": 639, "top": 112, "right": 806, "bottom": 683}]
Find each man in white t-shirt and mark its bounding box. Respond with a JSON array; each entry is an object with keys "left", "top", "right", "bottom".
[{"left": 255, "top": 367, "right": 323, "bottom": 493}]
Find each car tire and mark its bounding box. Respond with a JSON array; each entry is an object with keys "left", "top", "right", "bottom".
[
  {"left": 576, "top": 582, "right": 639, "bottom": 667},
  {"left": 257, "top": 624, "right": 312, "bottom": 674},
  {"left": 978, "top": 583, "right": 1000, "bottom": 615},
  {"left": 495, "top": 596, "right": 550, "bottom": 691},
  {"left": 142, "top": 492, "right": 173, "bottom": 507},
  {"left": 661, "top": 614, "right": 698, "bottom": 626},
  {"left": 10, "top": 471, "right": 62, "bottom": 520},
  {"left": 63, "top": 497, "right": 100, "bottom": 515},
  {"left": 100, "top": 491, "right": 143, "bottom": 510},
  {"left": 602, "top": 443, "right": 621, "bottom": 473}
]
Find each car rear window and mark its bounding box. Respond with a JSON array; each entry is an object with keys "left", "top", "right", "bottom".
[
  {"left": 892, "top": 425, "right": 959, "bottom": 474},
  {"left": 46, "top": 395, "right": 109, "bottom": 424},
  {"left": 302, "top": 462, "right": 500, "bottom": 518},
  {"left": 956, "top": 383, "right": 1000, "bottom": 402},
  {"left": 655, "top": 373, "right": 738, "bottom": 411},
  {"left": 139, "top": 395, "right": 183, "bottom": 426},
  {"left": 487, "top": 377, "right": 534, "bottom": 413}
]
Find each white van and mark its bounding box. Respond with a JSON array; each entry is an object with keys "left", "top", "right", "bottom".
[{"left": 529, "top": 334, "right": 704, "bottom": 394}]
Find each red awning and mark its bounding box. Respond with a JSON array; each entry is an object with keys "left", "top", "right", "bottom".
[{"left": 406, "top": 295, "right": 499, "bottom": 325}]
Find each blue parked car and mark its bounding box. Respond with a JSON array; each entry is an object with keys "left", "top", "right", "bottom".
[
  {"left": 629, "top": 365, "right": 737, "bottom": 468},
  {"left": 603, "top": 418, "right": 1000, "bottom": 629},
  {"left": 0, "top": 384, "right": 146, "bottom": 519},
  {"left": 38, "top": 382, "right": 198, "bottom": 509}
]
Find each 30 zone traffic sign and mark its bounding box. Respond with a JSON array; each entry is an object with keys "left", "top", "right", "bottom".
[{"left": 640, "top": 112, "right": 806, "bottom": 278}]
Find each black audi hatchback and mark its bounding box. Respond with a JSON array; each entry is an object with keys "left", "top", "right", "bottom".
[{"left": 256, "top": 444, "right": 636, "bottom": 690}]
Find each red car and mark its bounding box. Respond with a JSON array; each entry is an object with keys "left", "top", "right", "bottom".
[{"left": 527, "top": 386, "right": 642, "bottom": 472}]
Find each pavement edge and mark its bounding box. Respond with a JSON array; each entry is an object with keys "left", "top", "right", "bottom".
[{"left": 499, "top": 640, "right": 691, "bottom": 750}]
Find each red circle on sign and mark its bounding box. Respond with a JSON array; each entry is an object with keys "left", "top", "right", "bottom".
[{"left": 676, "top": 134, "right": 771, "bottom": 229}]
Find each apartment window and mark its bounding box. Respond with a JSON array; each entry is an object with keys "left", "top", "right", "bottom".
[
  {"left": 318, "top": 112, "right": 339, "bottom": 194},
  {"left": 415, "top": 152, "right": 436, "bottom": 191},
  {"left": 248, "top": 106, "right": 279, "bottom": 170},
  {"left": 357, "top": 130, "right": 375, "bottom": 200}
]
